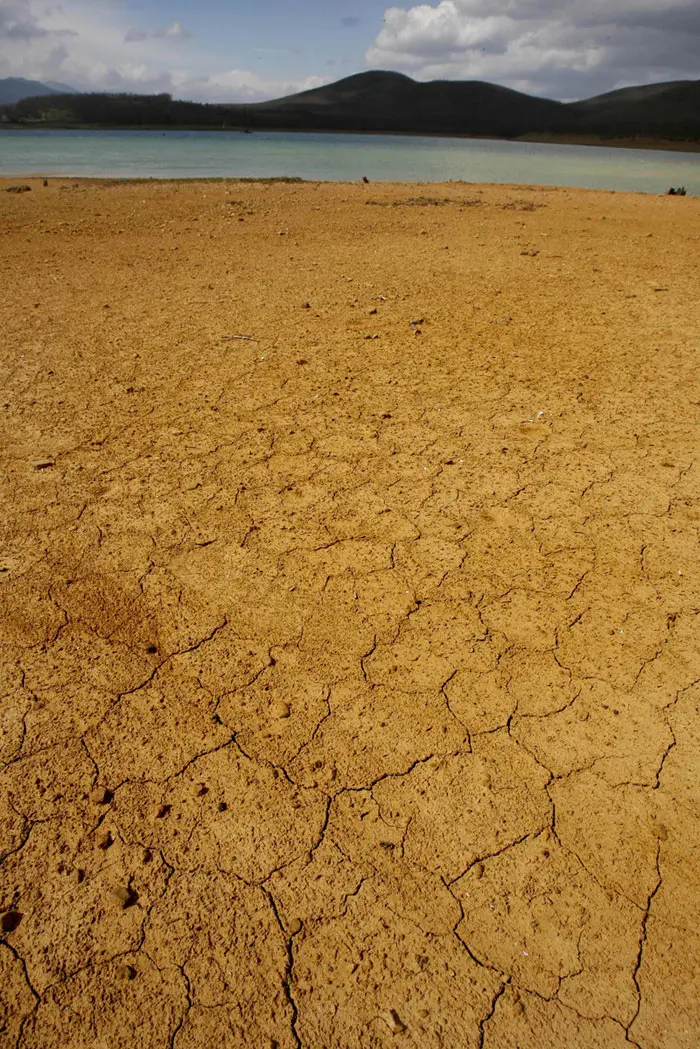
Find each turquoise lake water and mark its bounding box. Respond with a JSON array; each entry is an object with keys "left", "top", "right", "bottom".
[{"left": 1, "top": 128, "right": 699, "bottom": 194}]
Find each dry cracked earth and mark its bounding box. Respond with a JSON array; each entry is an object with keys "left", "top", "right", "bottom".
[{"left": 1, "top": 176, "right": 699, "bottom": 1048}]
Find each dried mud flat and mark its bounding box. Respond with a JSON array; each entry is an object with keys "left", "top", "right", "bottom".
[{"left": 1, "top": 176, "right": 699, "bottom": 1049}]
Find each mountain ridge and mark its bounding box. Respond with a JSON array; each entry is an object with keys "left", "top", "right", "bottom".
[
  {"left": 1, "top": 70, "right": 699, "bottom": 144},
  {"left": 0, "top": 76, "right": 78, "bottom": 106}
]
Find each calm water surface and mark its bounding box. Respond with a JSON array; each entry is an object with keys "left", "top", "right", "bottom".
[{"left": 1, "top": 128, "right": 699, "bottom": 194}]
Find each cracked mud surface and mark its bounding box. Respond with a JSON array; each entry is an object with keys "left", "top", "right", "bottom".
[{"left": 1, "top": 176, "right": 699, "bottom": 1047}]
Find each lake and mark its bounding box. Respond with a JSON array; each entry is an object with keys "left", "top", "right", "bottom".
[{"left": 1, "top": 128, "right": 699, "bottom": 194}]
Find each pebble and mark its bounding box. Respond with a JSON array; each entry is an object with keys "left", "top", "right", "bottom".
[
  {"left": 31, "top": 459, "right": 55, "bottom": 470},
  {"left": 97, "top": 830, "right": 114, "bottom": 850},
  {"left": 90, "top": 787, "right": 113, "bottom": 805},
  {"left": 473, "top": 862, "right": 485, "bottom": 879},
  {"left": 383, "top": 1009, "right": 406, "bottom": 1034},
  {"left": 288, "top": 918, "right": 303, "bottom": 935},
  {"left": 119, "top": 964, "right": 137, "bottom": 980},
  {"left": 272, "top": 701, "right": 291, "bottom": 719}
]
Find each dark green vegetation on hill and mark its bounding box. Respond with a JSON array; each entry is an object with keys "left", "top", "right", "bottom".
[{"left": 2, "top": 70, "right": 699, "bottom": 144}]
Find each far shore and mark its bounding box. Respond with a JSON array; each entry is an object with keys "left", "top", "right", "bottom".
[{"left": 1, "top": 121, "right": 699, "bottom": 154}]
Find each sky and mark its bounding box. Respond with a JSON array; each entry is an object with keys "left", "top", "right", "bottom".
[{"left": 1, "top": 0, "right": 698, "bottom": 103}]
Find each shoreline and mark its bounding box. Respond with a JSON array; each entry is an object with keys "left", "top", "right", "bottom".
[
  {"left": 1, "top": 174, "right": 690, "bottom": 197},
  {"left": 2, "top": 122, "right": 700, "bottom": 155}
]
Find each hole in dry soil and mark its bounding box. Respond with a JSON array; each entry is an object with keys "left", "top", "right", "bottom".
[{"left": 1, "top": 911, "right": 23, "bottom": 933}]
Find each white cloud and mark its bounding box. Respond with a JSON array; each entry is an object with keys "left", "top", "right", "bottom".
[
  {"left": 199, "top": 70, "right": 327, "bottom": 103},
  {"left": 125, "top": 19, "right": 193, "bottom": 44},
  {"left": 0, "top": 0, "right": 44, "bottom": 39},
  {"left": 367, "top": 0, "right": 700, "bottom": 98},
  {"left": 157, "top": 20, "right": 191, "bottom": 40},
  {"left": 0, "top": 0, "right": 326, "bottom": 101},
  {"left": 0, "top": 0, "right": 73, "bottom": 39}
]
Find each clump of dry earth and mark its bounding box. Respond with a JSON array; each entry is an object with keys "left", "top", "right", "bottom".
[{"left": 1, "top": 177, "right": 699, "bottom": 1048}]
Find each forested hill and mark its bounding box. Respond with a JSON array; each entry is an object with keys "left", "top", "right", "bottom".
[{"left": 2, "top": 71, "right": 699, "bottom": 143}]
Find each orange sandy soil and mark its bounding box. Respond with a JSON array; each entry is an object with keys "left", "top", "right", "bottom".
[{"left": 1, "top": 176, "right": 699, "bottom": 1049}]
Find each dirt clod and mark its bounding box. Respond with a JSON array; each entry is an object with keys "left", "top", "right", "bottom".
[{"left": 112, "top": 887, "right": 139, "bottom": 909}]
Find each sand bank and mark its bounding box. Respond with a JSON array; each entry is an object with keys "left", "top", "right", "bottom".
[{"left": 1, "top": 176, "right": 699, "bottom": 1047}]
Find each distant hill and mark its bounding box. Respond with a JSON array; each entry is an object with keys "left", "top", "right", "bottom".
[
  {"left": 568, "top": 79, "right": 700, "bottom": 138},
  {"left": 1, "top": 71, "right": 698, "bottom": 145},
  {"left": 0, "top": 77, "right": 77, "bottom": 105},
  {"left": 44, "top": 80, "right": 80, "bottom": 95},
  {"left": 241, "top": 71, "right": 566, "bottom": 137},
  {"left": 1, "top": 91, "right": 237, "bottom": 128}
]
